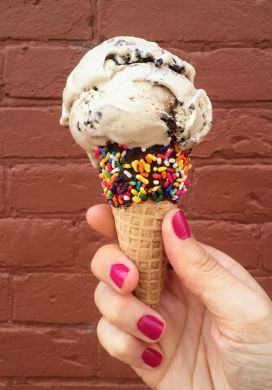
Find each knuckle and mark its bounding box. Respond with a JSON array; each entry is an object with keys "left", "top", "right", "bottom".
[
  {"left": 110, "top": 333, "right": 131, "bottom": 359},
  {"left": 195, "top": 250, "right": 219, "bottom": 275},
  {"left": 107, "top": 295, "right": 128, "bottom": 325},
  {"left": 96, "top": 317, "right": 107, "bottom": 345},
  {"left": 94, "top": 243, "right": 118, "bottom": 260},
  {"left": 91, "top": 243, "right": 119, "bottom": 273},
  {"left": 96, "top": 317, "right": 104, "bottom": 345},
  {"left": 99, "top": 243, "right": 119, "bottom": 253},
  {"left": 94, "top": 282, "right": 104, "bottom": 308},
  {"left": 96, "top": 317, "right": 130, "bottom": 361},
  {"left": 90, "top": 256, "right": 96, "bottom": 275},
  {"left": 182, "top": 248, "right": 220, "bottom": 286},
  {"left": 96, "top": 317, "right": 104, "bottom": 336},
  {"left": 247, "top": 299, "right": 272, "bottom": 326},
  {"left": 94, "top": 282, "right": 129, "bottom": 326}
]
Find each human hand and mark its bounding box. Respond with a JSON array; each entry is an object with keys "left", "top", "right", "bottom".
[{"left": 87, "top": 205, "right": 272, "bottom": 390}]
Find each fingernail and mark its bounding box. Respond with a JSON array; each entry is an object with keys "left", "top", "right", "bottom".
[
  {"left": 142, "top": 348, "right": 162, "bottom": 368},
  {"left": 110, "top": 264, "right": 129, "bottom": 288},
  {"left": 137, "top": 315, "right": 164, "bottom": 340},
  {"left": 172, "top": 209, "right": 191, "bottom": 239}
]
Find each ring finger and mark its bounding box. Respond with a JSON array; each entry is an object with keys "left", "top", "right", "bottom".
[{"left": 97, "top": 316, "right": 163, "bottom": 369}]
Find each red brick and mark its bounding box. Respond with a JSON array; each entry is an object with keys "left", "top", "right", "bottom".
[
  {"left": 0, "top": 108, "right": 84, "bottom": 158},
  {"left": 8, "top": 163, "right": 101, "bottom": 214},
  {"left": 261, "top": 223, "right": 272, "bottom": 272},
  {"left": 191, "top": 165, "right": 272, "bottom": 221},
  {"left": 0, "top": 0, "right": 93, "bottom": 41},
  {"left": 0, "top": 326, "right": 96, "bottom": 377},
  {"left": 194, "top": 108, "right": 272, "bottom": 158},
  {"left": 0, "top": 274, "right": 10, "bottom": 320},
  {"left": 98, "top": 346, "right": 137, "bottom": 379},
  {"left": 255, "top": 277, "right": 272, "bottom": 299},
  {"left": 10, "top": 383, "right": 146, "bottom": 390},
  {"left": 0, "top": 51, "right": 3, "bottom": 83},
  {"left": 78, "top": 221, "right": 112, "bottom": 270},
  {"left": 183, "top": 49, "right": 272, "bottom": 101},
  {"left": 190, "top": 221, "right": 260, "bottom": 269},
  {"left": 5, "top": 45, "right": 86, "bottom": 98},
  {"left": 0, "top": 166, "right": 4, "bottom": 214},
  {"left": 0, "top": 218, "right": 75, "bottom": 268},
  {"left": 13, "top": 273, "right": 98, "bottom": 324},
  {"left": 98, "top": 0, "right": 272, "bottom": 43},
  {"left": 0, "top": 383, "right": 7, "bottom": 389}
]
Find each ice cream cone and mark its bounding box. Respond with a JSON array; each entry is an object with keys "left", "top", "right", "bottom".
[
  {"left": 60, "top": 36, "right": 212, "bottom": 310},
  {"left": 112, "top": 200, "right": 176, "bottom": 308}
]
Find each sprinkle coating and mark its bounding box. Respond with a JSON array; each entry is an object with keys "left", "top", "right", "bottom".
[{"left": 95, "top": 142, "right": 192, "bottom": 207}]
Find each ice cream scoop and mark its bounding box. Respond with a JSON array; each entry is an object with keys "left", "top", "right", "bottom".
[{"left": 60, "top": 36, "right": 212, "bottom": 166}]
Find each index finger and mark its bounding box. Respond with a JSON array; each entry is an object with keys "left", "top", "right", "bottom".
[{"left": 86, "top": 204, "right": 117, "bottom": 239}]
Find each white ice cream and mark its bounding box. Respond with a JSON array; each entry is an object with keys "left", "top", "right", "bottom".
[{"left": 60, "top": 36, "right": 212, "bottom": 166}]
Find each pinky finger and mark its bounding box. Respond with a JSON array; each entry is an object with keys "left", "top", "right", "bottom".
[{"left": 97, "top": 317, "right": 163, "bottom": 369}]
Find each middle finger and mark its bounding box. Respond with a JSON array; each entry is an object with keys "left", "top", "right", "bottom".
[{"left": 95, "top": 281, "right": 166, "bottom": 343}]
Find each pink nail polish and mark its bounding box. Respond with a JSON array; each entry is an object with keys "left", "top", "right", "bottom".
[
  {"left": 172, "top": 210, "right": 191, "bottom": 239},
  {"left": 142, "top": 348, "right": 162, "bottom": 368},
  {"left": 137, "top": 315, "right": 164, "bottom": 340},
  {"left": 110, "top": 264, "right": 129, "bottom": 288}
]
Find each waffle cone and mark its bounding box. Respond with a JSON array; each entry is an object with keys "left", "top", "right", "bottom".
[{"left": 112, "top": 200, "right": 176, "bottom": 309}]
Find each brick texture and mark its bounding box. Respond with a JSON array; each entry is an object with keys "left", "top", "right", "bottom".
[
  {"left": 5, "top": 46, "right": 85, "bottom": 98},
  {"left": 0, "top": 0, "right": 93, "bottom": 41},
  {"left": 8, "top": 163, "right": 101, "bottom": 214},
  {"left": 98, "top": 346, "right": 138, "bottom": 379},
  {"left": 190, "top": 221, "right": 260, "bottom": 269},
  {"left": 0, "top": 166, "right": 4, "bottom": 215},
  {"left": 191, "top": 166, "right": 272, "bottom": 221},
  {"left": 0, "top": 108, "right": 84, "bottom": 158},
  {"left": 0, "top": 218, "right": 75, "bottom": 268},
  {"left": 0, "top": 326, "right": 96, "bottom": 377},
  {"left": 0, "top": 274, "right": 10, "bottom": 320},
  {"left": 98, "top": 0, "right": 272, "bottom": 43},
  {"left": 184, "top": 49, "right": 272, "bottom": 101},
  {"left": 13, "top": 273, "right": 99, "bottom": 324},
  {"left": 0, "top": 0, "right": 271, "bottom": 387},
  {"left": 194, "top": 108, "right": 272, "bottom": 158},
  {"left": 0, "top": 52, "right": 4, "bottom": 85}
]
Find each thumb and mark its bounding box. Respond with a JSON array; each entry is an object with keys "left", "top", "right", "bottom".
[{"left": 162, "top": 209, "right": 271, "bottom": 328}]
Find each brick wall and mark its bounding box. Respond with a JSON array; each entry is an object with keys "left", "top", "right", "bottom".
[{"left": 0, "top": 0, "right": 271, "bottom": 388}]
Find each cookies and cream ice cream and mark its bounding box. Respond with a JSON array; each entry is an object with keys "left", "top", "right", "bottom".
[{"left": 60, "top": 36, "right": 212, "bottom": 167}]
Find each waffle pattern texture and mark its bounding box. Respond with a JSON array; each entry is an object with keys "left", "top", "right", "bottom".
[{"left": 112, "top": 199, "right": 176, "bottom": 308}]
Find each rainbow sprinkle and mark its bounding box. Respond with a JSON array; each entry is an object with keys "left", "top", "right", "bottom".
[{"left": 95, "top": 142, "right": 192, "bottom": 207}]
